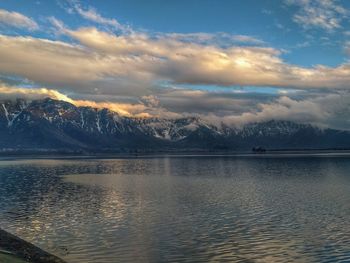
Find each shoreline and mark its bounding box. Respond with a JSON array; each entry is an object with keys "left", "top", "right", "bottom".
[
  {"left": 0, "top": 229, "right": 67, "bottom": 263},
  {"left": 1, "top": 149, "right": 350, "bottom": 161},
  {"left": 2, "top": 147, "right": 350, "bottom": 156}
]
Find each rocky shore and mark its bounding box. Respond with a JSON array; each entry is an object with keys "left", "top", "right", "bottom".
[{"left": 0, "top": 229, "right": 67, "bottom": 263}]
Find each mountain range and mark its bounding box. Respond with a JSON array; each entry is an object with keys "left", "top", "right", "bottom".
[{"left": 1, "top": 98, "right": 350, "bottom": 154}]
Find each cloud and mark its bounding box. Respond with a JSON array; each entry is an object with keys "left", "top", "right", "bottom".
[
  {"left": 57, "top": 27, "right": 350, "bottom": 89},
  {"left": 2, "top": 80, "right": 350, "bottom": 130},
  {"left": 72, "top": 99, "right": 148, "bottom": 117},
  {"left": 2, "top": 26, "right": 350, "bottom": 102},
  {"left": 147, "top": 88, "right": 350, "bottom": 130},
  {"left": 0, "top": 82, "right": 148, "bottom": 117},
  {"left": 74, "top": 6, "right": 126, "bottom": 31},
  {"left": 153, "top": 88, "right": 270, "bottom": 117},
  {"left": 217, "top": 96, "right": 326, "bottom": 127},
  {"left": 62, "top": 0, "right": 130, "bottom": 33},
  {"left": 165, "top": 33, "right": 265, "bottom": 47},
  {"left": 0, "top": 83, "right": 72, "bottom": 101},
  {"left": 48, "top": 17, "right": 66, "bottom": 33},
  {"left": 200, "top": 93, "right": 350, "bottom": 130},
  {"left": 344, "top": 41, "right": 350, "bottom": 55},
  {"left": 229, "top": 35, "right": 265, "bottom": 45},
  {"left": 0, "top": 34, "right": 151, "bottom": 90},
  {"left": 140, "top": 95, "right": 160, "bottom": 107},
  {"left": 286, "top": 0, "right": 348, "bottom": 31},
  {"left": 0, "top": 9, "right": 38, "bottom": 31}
]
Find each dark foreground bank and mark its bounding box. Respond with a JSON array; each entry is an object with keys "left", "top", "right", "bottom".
[{"left": 0, "top": 229, "right": 66, "bottom": 263}]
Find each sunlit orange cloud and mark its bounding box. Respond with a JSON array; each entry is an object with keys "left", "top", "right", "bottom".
[
  {"left": 72, "top": 100, "right": 150, "bottom": 117},
  {"left": 0, "top": 85, "right": 73, "bottom": 101},
  {"left": 0, "top": 85, "right": 150, "bottom": 117}
]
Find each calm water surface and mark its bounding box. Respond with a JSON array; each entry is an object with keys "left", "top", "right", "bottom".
[{"left": 1, "top": 155, "right": 350, "bottom": 262}]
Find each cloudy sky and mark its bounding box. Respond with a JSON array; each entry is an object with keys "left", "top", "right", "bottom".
[{"left": 1, "top": 0, "right": 350, "bottom": 129}]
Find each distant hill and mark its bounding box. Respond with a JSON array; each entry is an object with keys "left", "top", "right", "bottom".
[{"left": 1, "top": 98, "right": 350, "bottom": 153}]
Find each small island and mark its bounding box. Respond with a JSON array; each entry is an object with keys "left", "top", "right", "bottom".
[{"left": 252, "top": 146, "right": 267, "bottom": 153}]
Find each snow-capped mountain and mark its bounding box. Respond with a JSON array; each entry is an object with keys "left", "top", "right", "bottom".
[{"left": 1, "top": 98, "right": 350, "bottom": 153}]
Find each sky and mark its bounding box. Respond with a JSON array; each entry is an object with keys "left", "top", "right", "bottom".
[{"left": 1, "top": 0, "right": 350, "bottom": 129}]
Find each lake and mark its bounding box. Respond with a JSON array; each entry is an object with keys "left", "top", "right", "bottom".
[{"left": 1, "top": 155, "right": 350, "bottom": 262}]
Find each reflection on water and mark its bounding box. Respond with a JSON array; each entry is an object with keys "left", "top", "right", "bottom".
[{"left": 1, "top": 156, "right": 350, "bottom": 262}]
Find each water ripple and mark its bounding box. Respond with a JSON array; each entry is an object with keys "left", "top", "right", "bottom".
[{"left": 0, "top": 157, "right": 350, "bottom": 262}]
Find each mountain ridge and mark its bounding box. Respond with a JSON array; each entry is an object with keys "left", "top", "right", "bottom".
[{"left": 1, "top": 98, "right": 350, "bottom": 153}]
